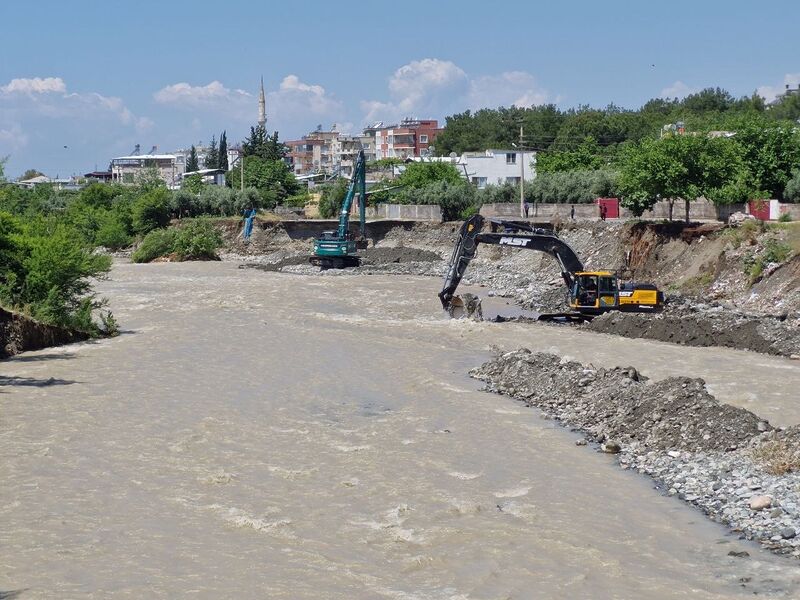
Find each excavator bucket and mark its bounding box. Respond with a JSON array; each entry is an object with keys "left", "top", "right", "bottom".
[{"left": 447, "top": 293, "right": 483, "bottom": 320}]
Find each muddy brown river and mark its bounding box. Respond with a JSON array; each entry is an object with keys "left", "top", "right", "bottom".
[{"left": 2, "top": 261, "right": 800, "bottom": 598}]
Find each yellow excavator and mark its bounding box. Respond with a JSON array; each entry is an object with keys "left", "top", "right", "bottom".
[{"left": 438, "top": 215, "right": 664, "bottom": 320}]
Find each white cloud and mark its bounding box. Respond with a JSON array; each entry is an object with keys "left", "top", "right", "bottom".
[
  {"left": 660, "top": 81, "right": 699, "bottom": 99},
  {"left": 757, "top": 73, "right": 800, "bottom": 103},
  {"left": 153, "top": 80, "right": 251, "bottom": 107},
  {"left": 362, "top": 58, "right": 469, "bottom": 123},
  {"left": 268, "top": 75, "right": 342, "bottom": 118},
  {"left": 1, "top": 77, "right": 66, "bottom": 95},
  {"left": 469, "top": 71, "right": 550, "bottom": 109},
  {"left": 361, "top": 59, "right": 554, "bottom": 124},
  {"left": 0, "top": 76, "right": 146, "bottom": 127},
  {"left": 153, "top": 76, "right": 343, "bottom": 133},
  {"left": 0, "top": 76, "right": 152, "bottom": 177}
]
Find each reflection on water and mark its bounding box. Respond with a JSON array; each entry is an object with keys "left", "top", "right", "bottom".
[{"left": 2, "top": 262, "right": 800, "bottom": 598}]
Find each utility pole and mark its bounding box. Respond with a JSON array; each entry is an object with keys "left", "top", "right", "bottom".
[
  {"left": 240, "top": 154, "right": 244, "bottom": 191},
  {"left": 519, "top": 125, "right": 525, "bottom": 218}
]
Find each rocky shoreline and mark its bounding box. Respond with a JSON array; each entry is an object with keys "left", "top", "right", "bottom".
[{"left": 470, "top": 349, "right": 800, "bottom": 557}]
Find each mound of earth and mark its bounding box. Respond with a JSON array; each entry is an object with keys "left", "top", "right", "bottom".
[
  {"left": 586, "top": 303, "right": 799, "bottom": 358},
  {"left": 471, "top": 349, "right": 766, "bottom": 451},
  {"left": 360, "top": 246, "right": 441, "bottom": 264}
]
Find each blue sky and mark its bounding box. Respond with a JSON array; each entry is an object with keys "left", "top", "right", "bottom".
[{"left": 1, "top": 0, "right": 798, "bottom": 178}]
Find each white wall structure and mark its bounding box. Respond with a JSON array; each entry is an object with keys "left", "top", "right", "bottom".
[{"left": 458, "top": 149, "right": 536, "bottom": 188}]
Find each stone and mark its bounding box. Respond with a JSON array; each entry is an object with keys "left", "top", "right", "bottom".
[
  {"left": 728, "top": 550, "right": 750, "bottom": 558},
  {"left": 781, "top": 528, "right": 796, "bottom": 539},
  {"left": 601, "top": 441, "right": 621, "bottom": 454},
  {"left": 575, "top": 439, "right": 587, "bottom": 446},
  {"left": 749, "top": 495, "right": 773, "bottom": 511}
]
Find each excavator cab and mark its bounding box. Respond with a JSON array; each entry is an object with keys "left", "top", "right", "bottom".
[{"left": 571, "top": 272, "right": 620, "bottom": 314}]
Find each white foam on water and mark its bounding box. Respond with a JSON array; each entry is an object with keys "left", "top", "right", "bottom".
[
  {"left": 494, "top": 485, "right": 531, "bottom": 498},
  {"left": 494, "top": 408, "right": 523, "bottom": 415},
  {"left": 268, "top": 465, "right": 318, "bottom": 479},
  {"left": 447, "top": 471, "right": 482, "bottom": 480},
  {"left": 335, "top": 444, "right": 371, "bottom": 452}
]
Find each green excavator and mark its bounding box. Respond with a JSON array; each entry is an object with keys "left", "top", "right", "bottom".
[{"left": 309, "top": 149, "right": 368, "bottom": 269}]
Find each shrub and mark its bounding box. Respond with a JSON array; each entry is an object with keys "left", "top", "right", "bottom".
[
  {"left": 778, "top": 212, "right": 793, "bottom": 222},
  {"left": 752, "top": 440, "right": 800, "bottom": 475},
  {"left": 318, "top": 179, "right": 348, "bottom": 218},
  {"left": 0, "top": 220, "right": 112, "bottom": 332},
  {"left": 131, "top": 228, "right": 176, "bottom": 263},
  {"left": 132, "top": 188, "right": 171, "bottom": 233},
  {"left": 172, "top": 220, "right": 222, "bottom": 260}
]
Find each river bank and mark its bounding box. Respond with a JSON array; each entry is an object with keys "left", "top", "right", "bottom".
[{"left": 218, "top": 218, "right": 800, "bottom": 358}]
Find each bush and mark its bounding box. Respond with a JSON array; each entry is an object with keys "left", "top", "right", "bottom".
[
  {"left": 318, "top": 179, "right": 348, "bottom": 218},
  {"left": 131, "top": 228, "right": 177, "bottom": 263},
  {"left": 131, "top": 221, "right": 222, "bottom": 262},
  {"left": 0, "top": 217, "right": 112, "bottom": 332},
  {"left": 172, "top": 220, "right": 222, "bottom": 260},
  {"left": 132, "top": 188, "right": 171, "bottom": 233},
  {"left": 94, "top": 212, "right": 131, "bottom": 250}
]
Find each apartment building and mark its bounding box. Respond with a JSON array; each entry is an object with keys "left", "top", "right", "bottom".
[{"left": 368, "top": 118, "right": 442, "bottom": 160}]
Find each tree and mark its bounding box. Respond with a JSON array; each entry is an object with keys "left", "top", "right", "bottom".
[
  {"left": 224, "top": 155, "right": 298, "bottom": 207},
  {"left": 537, "top": 137, "right": 605, "bottom": 173},
  {"left": 182, "top": 173, "right": 204, "bottom": 195},
  {"left": 242, "top": 125, "right": 286, "bottom": 161},
  {"left": 0, "top": 155, "right": 7, "bottom": 181},
  {"left": 204, "top": 135, "right": 218, "bottom": 169},
  {"left": 186, "top": 145, "right": 200, "bottom": 172},
  {"left": 20, "top": 169, "right": 45, "bottom": 181},
  {"left": 218, "top": 131, "right": 228, "bottom": 170},
  {"left": 396, "top": 161, "right": 464, "bottom": 188},
  {"left": 132, "top": 188, "right": 171, "bottom": 233},
  {"left": 732, "top": 119, "right": 800, "bottom": 200},
  {"left": 785, "top": 170, "right": 800, "bottom": 203},
  {"left": 618, "top": 134, "right": 745, "bottom": 222}
]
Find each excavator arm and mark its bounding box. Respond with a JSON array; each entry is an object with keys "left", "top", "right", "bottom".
[{"left": 438, "top": 215, "right": 584, "bottom": 311}]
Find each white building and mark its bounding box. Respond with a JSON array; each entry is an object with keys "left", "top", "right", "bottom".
[
  {"left": 411, "top": 149, "right": 537, "bottom": 188},
  {"left": 110, "top": 154, "right": 182, "bottom": 187},
  {"left": 458, "top": 149, "right": 536, "bottom": 189}
]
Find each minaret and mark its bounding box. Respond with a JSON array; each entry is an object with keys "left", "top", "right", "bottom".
[{"left": 258, "top": 77, "right": 266, "bottom": 129}]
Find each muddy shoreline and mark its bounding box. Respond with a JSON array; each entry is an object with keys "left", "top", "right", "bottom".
[{"left": 0, "top": 308, "right": 89, "bottom": 359}]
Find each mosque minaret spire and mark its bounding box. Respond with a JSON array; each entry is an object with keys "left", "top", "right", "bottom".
[{"left": 258, "top": 76, "right": 266, "bottom": 129}]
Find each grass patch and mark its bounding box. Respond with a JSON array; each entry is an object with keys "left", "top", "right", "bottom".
[{"left": 752, "top": 440, "right": 800, "bottom": 475}]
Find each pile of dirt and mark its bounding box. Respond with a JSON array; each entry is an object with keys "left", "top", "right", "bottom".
[
  {"left": 470, "top": 348, "right": 800, "bottom": 556},
  {"left": 1, "top": 308, "right": 88, "bottom": 358},
  {"left": 586, "top": 302, "right": 800, "bottom": 358},
  {"left": 471, "top": 349, "right": 766, "bottom": 451},
  {"left": 360, "top": 246, "right": 441, "bottom": 264}
]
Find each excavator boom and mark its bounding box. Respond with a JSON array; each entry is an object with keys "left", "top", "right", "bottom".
[{"left": 438, "top": 215, "right": 583, "bottom": 310}]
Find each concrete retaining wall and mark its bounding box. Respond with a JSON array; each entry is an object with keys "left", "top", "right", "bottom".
[
  {"left": 481, "top": 200, "right": 746, "bottom": 222},
  {"left": 352, "top": 203, "right": 442, "bottom": 221}
]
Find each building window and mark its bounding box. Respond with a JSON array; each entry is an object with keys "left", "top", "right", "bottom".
[
  {"left": 122, "top": 172, "right": 134, "bottom": 184},
  {"left": 506, "top": 153, "right": 517, "bottom": 164},
  {"left": 471, "top": 176, "right": 488, "bottom": 189},
  {"left": 506, "top": 176, "right": 521, "bottom": 185},
  {"left": 419, "top": 134, "right": 428, "bottom": 143}
]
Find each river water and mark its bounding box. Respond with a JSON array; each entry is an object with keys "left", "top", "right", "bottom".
[{"left": 2, "top": 261, "right": 800, "bottom": 599}]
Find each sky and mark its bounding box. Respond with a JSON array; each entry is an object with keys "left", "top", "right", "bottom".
[{"left": 1, "top": 0, "right": 798, "bottom": 178}]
